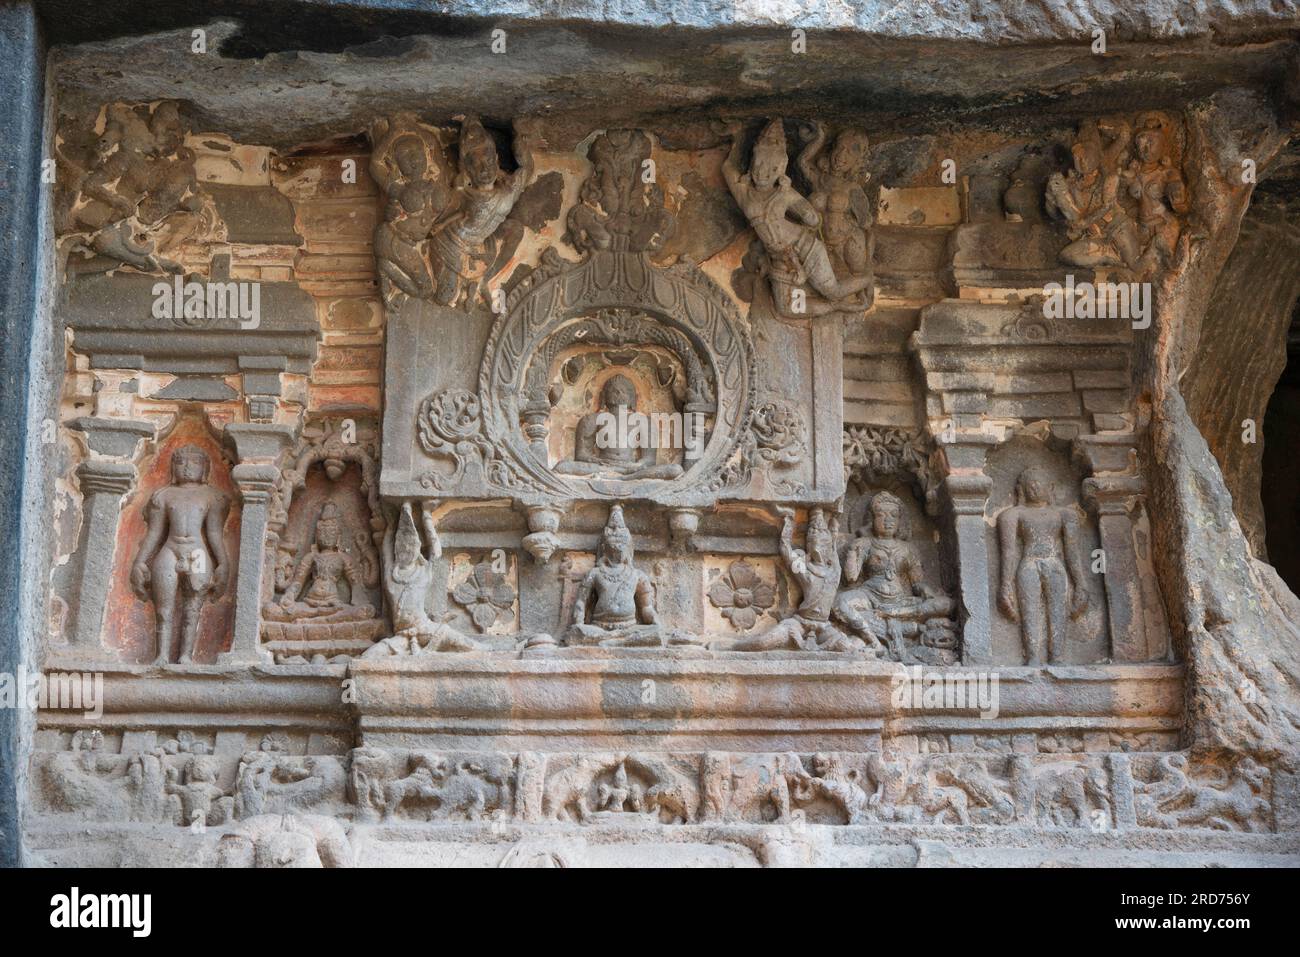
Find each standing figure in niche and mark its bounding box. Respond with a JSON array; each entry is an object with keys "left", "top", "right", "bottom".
[
  {"left": 370, "top": 115, "right": 449, "bottom": 307},
  {"left": 832, "top": 491, "right": 955, "bottom": 660},
  {"left": 721, "top": 119, "right": 874, "bottom": 318},
  {"left": 363, "top": 502, "right": 480, "bottom": 656},
  {"left": 265, "top": 502, "right": 377, "bottom": 624},
  {"left": 996, "top": 468, "right": 1090, "bottom": 665},
  {"left": 555, "top": 374, "right": 683, "bottom": 481},
  {"left": 798, "top": 121, "right": 874, "bottom": 308},
  {"left": 130, "top": 445, "right": 231, "bottom": 664},
  {"left": 733, "top": 507, "right": 866, "bottom": 653},
  {"left": 430, "top": 115, "right": 533, "bottom": 308},
  {"left": 1045, "top": 118, "right": 1140, "bottom": 271}
]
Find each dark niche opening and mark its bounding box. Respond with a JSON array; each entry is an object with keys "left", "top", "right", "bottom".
[{"left": 1261, "top": 300, "right": 1300, "bottom": 595}]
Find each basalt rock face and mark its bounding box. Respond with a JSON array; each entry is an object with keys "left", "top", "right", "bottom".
[{"left": 13, "top": 0, "right": 1300, "bottom": 866}]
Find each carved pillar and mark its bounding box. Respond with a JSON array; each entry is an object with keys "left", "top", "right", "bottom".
[
  {"left": 521, "top": 390, "right": 551, "bottom": 465},
  {"left": 220, "top": 424, "right": 295, "bottom": 665},
  {"left": 936, "top": 432, "right": 997, "bottom": 666},
  {"left": 1075, "top": 435, "right": 1150, "bottom": 662},
  {"left": 59, "top": 418, "right": 156, "bottom": 657}
]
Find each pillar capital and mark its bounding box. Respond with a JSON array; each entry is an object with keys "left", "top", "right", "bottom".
[{"left": 68, "top": 416, "right": 155, "bottom": 459}]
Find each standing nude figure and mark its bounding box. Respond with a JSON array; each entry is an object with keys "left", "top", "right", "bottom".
[
  {"left": 996, "top": 468, "right": 1089, "bottom": 664},
  {"left": 363, "top": 501, "right": 479, "bottom": 656},
  {"left": 130, "top": 445, "right": 231, "bottom": 664},
  {"left": 721, "top": 119, "right": 873, "bottom": 318}
]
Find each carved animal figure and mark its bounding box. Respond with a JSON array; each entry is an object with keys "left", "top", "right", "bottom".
[
  {"left": 643, "top": 770, "right": 699, "bottom": 825},
  {"left": 542, "top": 757, "right": 603, "bottom": 822},
  {"left": 1168, "top": 758, "right": 1270, "bottom": 832},
  {"left": 906, "top": 775, "right": 971, "bottom": 825},
  {"left": 347, "top": 747, "right": 395, "bottom": 823},
  {"left": 936, "top": 758, "right": 1016, "bottom": 823},
  {"left": 1010, "top": 756, "right": 1109, "bottom": 827}
]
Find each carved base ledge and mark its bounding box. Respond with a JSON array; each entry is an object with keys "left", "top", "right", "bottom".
[
  {"left": 348, "top": 660, "right": 1182, "bottom": 751},
  {"left": 34, "top": 660, "right": 1182, "bottom": 755},
  {"left": 24, "top": 820, "right": 1299, "bottom": 869}
]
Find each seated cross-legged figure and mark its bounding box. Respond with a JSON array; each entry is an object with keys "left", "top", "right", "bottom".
[
  {"left": 263, "top": 503, "right": 376, "bottom": 625},
  {"left": 554, "top": 375, "right": 683, "bottom": 482},
  {"left": 566, "top": 506, "right": 695, "bottom": 647}
]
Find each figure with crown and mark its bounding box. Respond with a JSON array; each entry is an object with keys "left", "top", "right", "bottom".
[
  {"left": 732, "top": 506, "right": 867, "bottom": 653},
  {"left": 722, "top": 118, "right": 875, "bottom": 318}
]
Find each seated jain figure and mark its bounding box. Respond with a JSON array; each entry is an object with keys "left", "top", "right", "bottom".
[
  {"left": 363, "top": 502, "right": 480, "bottom": 657},
  {"left": 996, "top": 468, "right": 1089, "bottom": 664},
  {"left": 554, "top": 374, "right": 683, "bottom": 481},
  {"left": 733, "top": 507, "right": 866, "bottom": 654},
  {"left": 831, "top": 492, "right": 956, "bottom": 663},
  {"left": 264, "top": 502, "right": 376, "bottom": 624},
  {"left": 567, "top": 506, "right": 696, "bottom": 647}
]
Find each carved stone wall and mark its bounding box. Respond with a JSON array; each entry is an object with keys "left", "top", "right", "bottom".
[{"left": 9, "top": 0, "right": 1300, "bottom": 868}]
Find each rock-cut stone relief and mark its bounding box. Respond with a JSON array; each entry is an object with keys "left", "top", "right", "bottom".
[
  {"left": 35, "top": 51, "right": 1300, "bottom": 871},
  {"left": 370, "top": 113, "right": 534, "bottom": 311},
  {"left": 722, "top": 118, "right": 874, "bottom": 318},
  {"left": 1046, "top": 112, "right": 1189, "bottom": 280},
  {"left": 996, "top": 467, "right": 1090, "bottom": 665},
  {"left": 130, "top": 445, "right": 232, "bottom": 665},
  {"left": 56, "top": 100, "right": 218, "bottom": 275}
]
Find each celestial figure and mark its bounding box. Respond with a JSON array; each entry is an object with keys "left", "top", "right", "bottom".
[
  {"left": 1122, "top": 112, "right": 1190, "bottom": 278},
  {"left": 362, "top": 502, "right": 480, "bottom": 656},
  {"left": 429, "top": 115, "right": 533, "bottom": 308},
  {"left": 732, "top": 507, "right": 866, "bottom": 653},
  {"left": 832, "top": 491, "right": 955, "bottom": 660},
  {"left": 798, "top": 120, "right": 874, "bottom": 307},
  {"left": 554, "top": 374, "right": 683, "bottom": 481},
  {"left": 722, "top": 118, "right": 873, "bottom": 318},
  {"left": 130, "top": 445, "right": 231, "bottom": 664},
  {"left": 1045, "top": 118, "right": 1140, "bottom": 271},
  {"left": 996, "top": 468, "right": 1090, "bottom": 664},
  {"left": 369, "top": 115, "right": 449, "bottom": 307}
]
